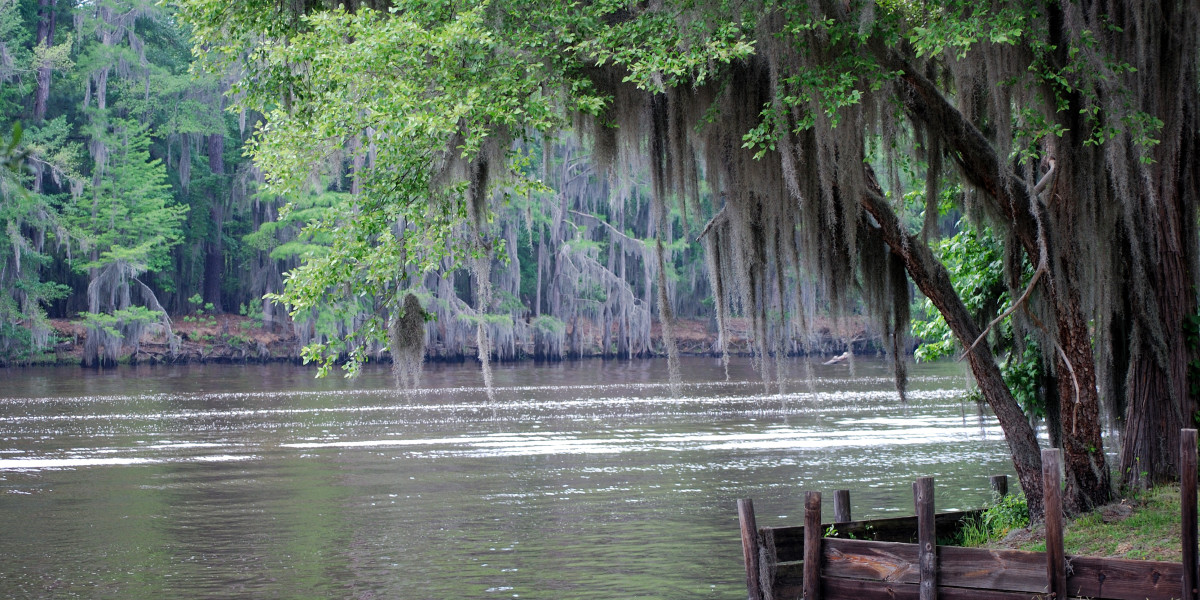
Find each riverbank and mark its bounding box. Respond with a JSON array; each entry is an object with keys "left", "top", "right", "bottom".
[
  {"left": 11, "top": 314, "right": 881, "bottom": 367},
  {"left": 973, "top": 485, "right": 1188, "bottom": 562}
]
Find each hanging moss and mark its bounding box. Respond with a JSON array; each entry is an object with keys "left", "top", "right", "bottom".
[{"left": 389, "top": 293, "right": 426, "bottom": 388}]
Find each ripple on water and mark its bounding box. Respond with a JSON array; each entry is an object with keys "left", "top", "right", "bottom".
[{"left": 0, "top": 358, "right": 1005, "bottom": 600}]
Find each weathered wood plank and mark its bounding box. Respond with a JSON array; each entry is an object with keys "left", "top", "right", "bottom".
[
  {"left": 1043, "top": 448, "right": 1066, "bottom": 600},
  {"left": 822, "top": 576, "right": 1044, "bottom": 600},
  {"left": 804, "top": 491, "right": 823, "bottom": 600},
  {"left": 772, "top": 561, "right": 804, "bottom": 599},
  {"left": 822, "top": 577, "right": 918, "bottom": 600},
  {"left": 780, "top": 547, "right": 1182, "bottom": 600},
  {"left": 914, "top": 476, "right": 937, "bottom": 600},
  {"left": 822, "top": 538, "right": 919, "bottom": 583},
  {"left": 1068, "top": 555, "right": 1183, "bottom": 600},
  {"left": 989, "top": 474, "right": 1008, "bottom": 499},
  {"left": 936, "top": 546, "right": 1045, "bottom": 593},
  {"left": 1183, "top": 428, "right": 1198, "bottom": 600},
  {"left": 834, "top": 490, "right": 851, "bottom": 523},
  {"left": 822, "top": 541, "right": 1050, "bottom": 593},
  {"left": 765, "top": 510, "right": 984, "bottom": 562},
  {"left": 739, "top": 498, "right": 763, "bottom": 600}
]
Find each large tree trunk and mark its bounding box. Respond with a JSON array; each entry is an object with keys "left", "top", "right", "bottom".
[
  {"left": 33, "top": 0, "right": 57, "bottom": 122},
  {"left": 203, "top": 133, "right": 225, "bottom": 314},
  {"left": 1047, "top": 266, "right": 1111, "bottom": 511},
  {"left": 860, "top": 182, "right": 1046, "bottom": 520},
  {"left": 884, "top": 49, "right": 1110, "bottom": 512},
  {"left": 1120, "top": 127, "right": 1198, "bottom": 488},
  {"left": 1031, "top": 5, "right": 1111, "bottom": 512},
  {"left": 1115, "top": 0, "right": 1200, "bottom": 489}
]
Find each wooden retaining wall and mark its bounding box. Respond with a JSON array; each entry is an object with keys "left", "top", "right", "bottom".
[{"left": 739, "top": 429, "right": 1200, "bottom": 600}]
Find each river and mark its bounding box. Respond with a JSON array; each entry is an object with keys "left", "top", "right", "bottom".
[{"left": 0, "top": 356, "right": 1012, "bottom": 599}]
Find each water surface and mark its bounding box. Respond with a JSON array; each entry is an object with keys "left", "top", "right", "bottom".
[{"left": 0, "top": 357, "right": 1009, "bottom": 599}]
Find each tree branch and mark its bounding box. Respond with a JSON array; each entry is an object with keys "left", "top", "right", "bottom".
[
  {"left": 566, "top": 210, "right": 646, "bottom": 251},
  {"left": 858, "top": 167, "right": 1045, "bottom": 519},
  {"left": 695, "top": 204, "right": 727, "bottom": 243},
  {"left": 960, "top": 157, "right": 1057, "bottom": 358}
]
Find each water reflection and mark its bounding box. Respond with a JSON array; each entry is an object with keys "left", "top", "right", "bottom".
[{"left": 0, "top": 357, "right": 1009, "bottom": 599}]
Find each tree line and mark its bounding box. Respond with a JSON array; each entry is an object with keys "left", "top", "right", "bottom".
[{"left": 1, "top": 0, "right": 732, "bottom": 369}]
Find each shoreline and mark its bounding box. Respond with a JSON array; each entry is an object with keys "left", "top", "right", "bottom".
[{"left": 4, "top": 315, "right": 884, "bottom": 368}]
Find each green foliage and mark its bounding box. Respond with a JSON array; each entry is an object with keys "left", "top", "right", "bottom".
[
  {"left": 169, "top": 0, "right": 1183, "bottom": 402},
  {"left": 0, "top": 120, "right": 72, "bottom": 362},
  {"left": 243, "top": 189, "right": 341, "bottom": 261},
  {"left": 571, "top": 6, "right": 756, "bottom": 93},
  {"left": 0, "top": 3, "right": 32, "bottom": 115},
  {"left": 0, "top": 321, "right": 36, "bottom": 364},
  {"left": 531, "top": 314, "right": 565, "bottom": 335},
  {"left": 79, "top": 305, "right": 162, "bottom": 338},
  {"left": 960, "top": 492, "right": 1031, "bottom": 547},
  {"left": 184, "top": 1, "right": 587, "bottom": 373},
  {"left": 1000, "top": 342, "right": 1046, "bottom": 418},
  {"left": 495, "top": 290, "right": 525, "bottom": 314},
  {"left": 906, "top": 1, "right": 1028, "bottom": 59},
  {"left": 238, "top": 301, "right": 264, "bottom": 327},
  {"left": 0, "top": 0, "right": 275, "bottom": 358},
  {"left": 911, "top": 213, "right": 1047, "bottom": 416},
  {"left": 68, "top": 123, "right": 187, "bottom": 274},
  {"left": 182, "top": 293, "right": 217, "bottom": 327},
  {"left": 911, "top": 217, "right": 1008, "bottom": 363},
  {"left": 984, "top": 492, "right": 1032, "bottom": 536}
]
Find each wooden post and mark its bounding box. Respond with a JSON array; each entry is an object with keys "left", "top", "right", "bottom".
[
  {"left": 834, "top": 489, "right": 851, "bottom": 523},
  {"left": 803, "top": 491, "right": 822, "bottom": 600},
  {"left": 989, "top": 474, "right": 1008, "bottom": 499},
  {"left": 1183, "top": 429, "right": 1198, "bottom": 600},
  {"left": 913, "top": 476, "right": 937, "bottom": 600},
  {"left": 1042, "top": 448, "right": 1066, "bottom": 600},
  {"left": 738, "top": 498, "right": 764, "bottom": 600}
]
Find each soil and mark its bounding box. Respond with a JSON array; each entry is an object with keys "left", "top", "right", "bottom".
[{"left": 32, "top": 314, "right": 879, "bottom": 367}]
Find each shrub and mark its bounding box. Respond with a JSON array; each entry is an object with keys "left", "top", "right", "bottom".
[{"left": 960, "top": 492, "right": 1031, "bottom": 546}]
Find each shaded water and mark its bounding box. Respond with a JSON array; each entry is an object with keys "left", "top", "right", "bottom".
[{"left": 0, "top": 357, "right": 1011, "bottom": 599}]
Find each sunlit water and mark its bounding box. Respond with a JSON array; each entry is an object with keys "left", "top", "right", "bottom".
[{"left": 0, "top": 356, "right": 1011, "bottom": 599}]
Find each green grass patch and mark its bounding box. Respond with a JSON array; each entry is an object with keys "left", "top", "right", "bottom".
[{"left": 967, "top": 485, "right": 1193, "bottom": 562}]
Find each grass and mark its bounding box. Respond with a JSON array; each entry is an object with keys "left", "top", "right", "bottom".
[
  {"left": 959, "top": 491, "right": 1032, "bottom": 546},
  {"left": 964, "top": 485, "right": 1193, "bottom": 562}
]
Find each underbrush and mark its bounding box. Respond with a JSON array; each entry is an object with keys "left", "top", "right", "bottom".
[
  {"left": 959, "top": 491, "right": 1031, "bottom": 546},
  {"left": 960, "top": 485, "right": 1190, "bottom": 562}
]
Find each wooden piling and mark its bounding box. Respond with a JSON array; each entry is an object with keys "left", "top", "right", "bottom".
[
  {"left": 803, "top": 491, "right": 823, "bottom": 600},
  {"left": 913, "top": 476, "right": 937, "bottom": 600},
  {"left": 834, "top": 490, "right": 851, "bottom": 523},
  {"left": 738, "top": 498, "right": 764, "bottom": 600},
  {"left": 1183, "top": 429, "right": 1198, "bottom": 600},
  {"left": 1042, "top": 448, "right": 1066, "bottom": 600},
  {"left": 989, "top": 474, "right": 1008, "bottom": 499}
]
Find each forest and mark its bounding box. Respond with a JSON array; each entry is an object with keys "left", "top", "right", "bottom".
[
  {"left": 0, "top": 0, "right": 769, "bottom": 372},
  {"left": 5, "top": 0, "right": 1200, "bottom": 521}
]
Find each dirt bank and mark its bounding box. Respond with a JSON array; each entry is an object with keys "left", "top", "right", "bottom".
[{"left": 28, "top": 315, "right": 880, "bottom": 367}]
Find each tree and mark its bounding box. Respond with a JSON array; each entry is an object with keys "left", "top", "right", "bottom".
[
  {"left": 0, "top": 0, "right": 77, "bottom": 364},
  {"left": 0, "top": 124, "right": 72, "bottom": 364},
  {"left": 178, "top": 0, "right": 1199, "bottom": 517},
  {"left": 67, "top": 121, "right": 186, "bottom": 365}
]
